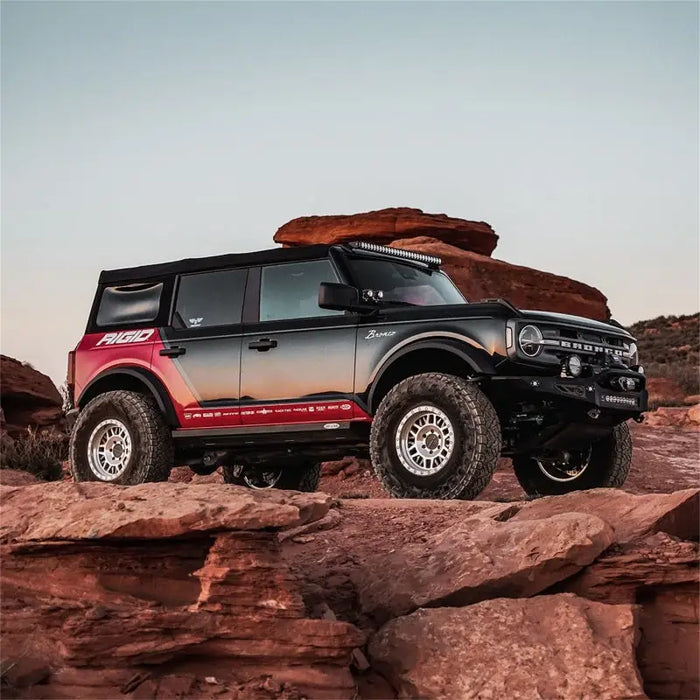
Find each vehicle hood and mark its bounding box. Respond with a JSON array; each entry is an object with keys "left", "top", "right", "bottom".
[{"left": 519, "top": 309, "right": 633, "bottom": 338}]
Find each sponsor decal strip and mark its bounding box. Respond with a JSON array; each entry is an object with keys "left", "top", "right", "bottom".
[{"left": 181, "top": 400, "right": 370, "bottom": 428}]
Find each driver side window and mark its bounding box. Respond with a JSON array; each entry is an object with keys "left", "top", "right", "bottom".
[{"left": 260, "top": 259, "right": 342, "bottom": 322}]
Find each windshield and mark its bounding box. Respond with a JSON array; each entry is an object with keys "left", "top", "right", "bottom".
[{"left": 347, "top": 257, "right": 466, "bottom": 306}]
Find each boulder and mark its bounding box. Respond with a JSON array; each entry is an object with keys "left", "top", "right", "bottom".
[
  {"left": 357, "top": 512, "right": 613, "bottom": 621},
  {"left": 391, "top": 236, "right": 610, "bottom": 320},
  {"left": 274, "top": 207, "right": 499, "bottom": 256},
  {"left": 368, "top": 594, "right": 645, "bottom": 700},
  {"left": 563, "top": 532, "right": 699, "bottom": 700},
  {"left": 0, "top": 482, "right": 363, "bottom": 698},
  {"left": 0, "top": 355, "right": 64, "bottom": 436},
  {"left": 0, "top": 481, "right": 332, "bottom": 542},
  {"left": 510, "top": 487, "right": 699, "bottom": 543}
]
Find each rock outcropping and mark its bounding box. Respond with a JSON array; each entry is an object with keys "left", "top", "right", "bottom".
[
  {"left": 274, "top": 208, "right": 610, "bottom": 320},
  {"left": 274, "top": 207, "right": 499, "bottom": 256},
  {"left": 0, "top": 482, "right": 364, "bottom": 698},
  {"left": 2, "top": 481, "right": 697, "bottom": 699},
  {"left": 0, "top": 355, "right": 64, "bottom": 437}
]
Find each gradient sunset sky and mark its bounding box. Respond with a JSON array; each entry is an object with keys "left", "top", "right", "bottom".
[{"left": 2, "top": 1, "right": 698, "bottom": 384}]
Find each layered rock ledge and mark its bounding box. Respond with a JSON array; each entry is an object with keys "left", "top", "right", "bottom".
[{"left": 0, "top": 482, "right": 364, "bottom": 699}]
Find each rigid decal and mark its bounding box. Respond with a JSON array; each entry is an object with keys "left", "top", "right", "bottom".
[{"left": 96, "top": 329, "right": 155, "bottom": 346}]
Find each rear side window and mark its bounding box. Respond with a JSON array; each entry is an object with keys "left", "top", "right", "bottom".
[
  {"left": 96, "top": 282, "right": 163, "bottom": 327},
  {"left": 173, "top": 268, "right": 247, "bottom": 329},
  {"left": 260, "top": 259, "right": 341, "bottom": 322}
]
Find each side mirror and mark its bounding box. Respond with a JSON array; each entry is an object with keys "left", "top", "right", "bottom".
[{"left": 319, "top": 282, "right": 372, "bottom": 313}]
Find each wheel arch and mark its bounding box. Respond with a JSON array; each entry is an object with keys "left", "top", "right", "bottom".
[
  {"left": 77, "top": 367, "right": 179, "bottom": 427},
  {"left": 367, "top": 339, "right": 496, "bottom": 413}
]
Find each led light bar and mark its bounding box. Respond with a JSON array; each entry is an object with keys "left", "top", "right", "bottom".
[{"left": 348, "top": 241, "right": 442, "bottom": 268}]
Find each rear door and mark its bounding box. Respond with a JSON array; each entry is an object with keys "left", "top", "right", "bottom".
[
  {"left": 157, "top": 267, "right": 247, "bottom": 429},
  {"left": 239, "top": 259, "right": 358, "bottom": 426}
]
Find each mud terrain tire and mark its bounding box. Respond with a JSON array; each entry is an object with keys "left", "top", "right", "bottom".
[
  {"left": 370, "top": 373, "right": 501, "bottom": 499},
  {"left": 512, "top": 422, "right": 632, "bottom": 497},
  {"left": 222, "top": 462, "right": 322, "bottom": 491},
  {"left": 70, "top": 390, "right": 173, "bottom": 484}
]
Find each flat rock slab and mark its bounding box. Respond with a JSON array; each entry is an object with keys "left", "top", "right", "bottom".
[
  {"left": 369, "top": 593, "right": 645, "bottom": 700},
  {"left": 0, "top": 482, "right": 332, "bottom": 542},
  {"left": 358, "top": 512, "right": 613, "bottom": 621},
  {"left": 510, "top": 487, "right": 699, "bottom": 543}
]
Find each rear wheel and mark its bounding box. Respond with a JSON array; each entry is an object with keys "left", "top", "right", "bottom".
[
  {"left": 512, "top": 422, "right": 632, "bottom": 497},
  {"left": 370, "top": 373, "right": 501, "bottom": 499},
  {"left": 222, "top": 462, "right": 321, "bottom": 491},
  {"left": 70, "top": 390, "right": 173, "bottom": 484}
]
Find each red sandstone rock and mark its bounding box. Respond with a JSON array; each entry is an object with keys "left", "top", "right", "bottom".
[
  {"left": 644, "top": 405, "right": 700, "bottom": 430},
  {"left": 563, "top": 532, "right": 699, "bottom": 699},
  {"left": 0, "top": 481, "right": 332, "bottom": 542},
  {"left": 392, "top": 236, "right": 611, "bottom": 320},
  {"left": 510, "top": 487, "right": 699, "bottom": 543},
  {"left": 274, "top": 207, "right": 499, "bottom": 256},
  {"left": 368, "top": 594, "right": 645, "bottom": 700},
  {"left": 0, "top": 468, "right": 40, "bottom": 486},
  {"left": 0, "top": 482, "right": 363, "bottom": 698},
  {"left": 0, "top": 355, "right": 64, "bottom": 436},
  {"left": 357, "top": 512, "right": 613, "bottom": 621}
]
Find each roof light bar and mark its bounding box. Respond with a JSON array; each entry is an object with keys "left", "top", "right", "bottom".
[{"left": 348, "top": 241, "right": 442, "bottom": 268}]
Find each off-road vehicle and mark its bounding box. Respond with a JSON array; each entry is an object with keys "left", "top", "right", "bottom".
[{"left": 66, "top": 241, "right": 647, "bottom": 498}]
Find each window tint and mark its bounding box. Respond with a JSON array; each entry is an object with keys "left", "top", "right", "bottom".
[
  {"left": 347, "top": 258, "right": 466, "bottom": 306},
  {"left": 174, "top": 268, "right": 247, "bottom": 329},
  {"left": 96, "top": 282, "right": 163, "bottom": 327},
  {"left": 260, "top": 260, "right": 341, "bottom": 322}
]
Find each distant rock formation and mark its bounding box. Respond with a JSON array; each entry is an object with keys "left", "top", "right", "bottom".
[
  {"left": 274, "top": 207, "right": 611, "bottom": 320},
  {"left": 0, "top": 355, "right": 64, "bottom": 437},
  {"left": 274, "top": 207, "right": 499, "bottom": 256}
]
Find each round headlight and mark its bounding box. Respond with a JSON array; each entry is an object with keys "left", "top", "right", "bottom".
[
  {"left": 518, "top": 325, "right": 543, "bottom": 357},
  {"left": 567, "top": 354, "right": 583, "bottom": 377}
]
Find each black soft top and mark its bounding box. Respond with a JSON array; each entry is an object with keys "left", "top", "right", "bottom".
[{"left": 99, "top": 244, "right": 332, "bottom": 285}]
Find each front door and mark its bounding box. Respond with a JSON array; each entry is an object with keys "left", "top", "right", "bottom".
[
  {"left": 158, "top": 267, "right": 247, "bottom": 429},
  {"left": 240, "top": 259, "right": 358, "bottom": 426}
]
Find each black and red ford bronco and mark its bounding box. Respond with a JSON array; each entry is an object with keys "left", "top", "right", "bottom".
[{"left": 66, "top": 241, "right": 647, "bottom": 498}]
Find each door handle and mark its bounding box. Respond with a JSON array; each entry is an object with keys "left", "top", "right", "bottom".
[
  {"left": 160, "top": 346, "right": 186, "bottom": 358},
  {"left": 248, "top": 338, "right": 278, "bottom": 352}
]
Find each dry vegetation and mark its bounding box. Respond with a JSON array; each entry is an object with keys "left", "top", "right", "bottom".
[
  {"left": 628, "top": 313, "right": 699, "bottom": 405},
  {"left": 0, "top": 428, "right": 67, "bottom": 481}
]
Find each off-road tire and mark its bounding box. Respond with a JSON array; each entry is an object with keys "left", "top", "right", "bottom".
[
  {"left": 370, "top": 373, "right": 501, "bottom": 499},
  {"left": 222, "top": 462, "right": 322, "bottom": 491},
  {"left": 70, "top": 390, "right": 173, "bottom": 484},
  {"left": 512, "top": 422, "right": 633, "bottom": 497}
]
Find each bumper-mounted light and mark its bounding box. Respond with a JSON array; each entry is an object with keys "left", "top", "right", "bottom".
[{"left": 565, "top": 355, "right": 583, "bottom": 377}]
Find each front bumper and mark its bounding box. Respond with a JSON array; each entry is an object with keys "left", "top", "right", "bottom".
[{"left": 493, "top": 368, "right": 648, "bottom": 414}]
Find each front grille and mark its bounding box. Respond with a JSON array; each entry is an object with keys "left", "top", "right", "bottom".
[{"left": 540, "top": 327, "right": 631, "bottom": 366}]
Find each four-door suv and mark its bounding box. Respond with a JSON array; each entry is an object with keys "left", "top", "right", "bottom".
[{"left": 66, "top": 241, "right": 647, "bottom": 498}]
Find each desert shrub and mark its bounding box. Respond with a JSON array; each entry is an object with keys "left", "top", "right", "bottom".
[
  {"left": 0, "top": 428, "right": 67, "bottom": 481},
  {"left": 628, "top": 312, "right": 700, "bottom": 402}
]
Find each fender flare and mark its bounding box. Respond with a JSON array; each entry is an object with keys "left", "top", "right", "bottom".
[
  {"left": 78, "top": 367, "right": 179, "bottom": 426},
  {"left": 367, "top": 337, "right": 497, "bottom": 411}
]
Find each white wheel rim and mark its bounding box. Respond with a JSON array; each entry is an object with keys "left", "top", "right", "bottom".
[
  {"left": 243, "top": 469, "right": 283, "bottom": 489},
  {"left": 87, "top": 418, "right": 132, "bottom": 481},
  {"left": 536, "top": 448, "right": 592, "bottom": 483},
  {"left": 395, "top": 405, "right": 455, "bottom": 476}
]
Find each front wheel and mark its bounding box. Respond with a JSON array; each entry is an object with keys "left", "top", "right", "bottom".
[
  {"left": 222, "top": 462, "right": 321, "bottom": 491},
  {"left": 512, "top": 422, "right": 632, "bottom": 497},
  {"left": 370, "top": 373, "right": 501, "bottom": 500}
]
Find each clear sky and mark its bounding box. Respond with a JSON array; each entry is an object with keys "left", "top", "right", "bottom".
[{"left": 2, "top": 1, "right": 698, "bottom": 385}]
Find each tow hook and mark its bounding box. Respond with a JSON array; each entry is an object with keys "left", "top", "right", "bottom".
[{"left": 633, "top": 415, "right": 645, "bottom": 424}]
